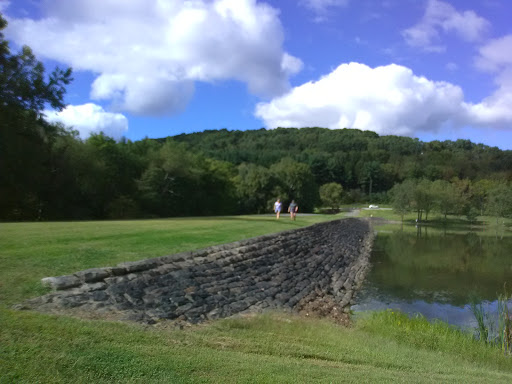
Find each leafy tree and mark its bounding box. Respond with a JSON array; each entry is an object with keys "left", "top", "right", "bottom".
[
  {"left": 0, "top": 16, "right": 72, "bottom": 113},
  {"left": 466, "top": 207, "right": 479, "bottom": 225},
  {"left": 359, "top": 161, "right": 381, "bottom": 202},
  {"left": 79, "top": 133, "right": 145, "bottom": 218},
  {"left": 319, "top": 182, "right": 343, "bottom": 211},
  {"left": 432, "top": 180, "right": 460, "bottom": 222},
  {"left": 270, "top": 158, "right": 318, "bottom": 212},
  {"left": 471, "top": 179, "right": 494, "bottom": 216},
  {"left": 303, "top": 151, "right": 333, "bottom": 185},
  {"left": 486, "top": 182, "right": 512, "bottom": 224},
  {"left": 389, "top": 180, "right": 415, "bottom": 222},
  {"left": 137, "top": 141, "right": 200, "bottom": 216},
  {"left": 0, "top": 14, "right": 73, "bottom": 219},
  {"left": 235, "top": 163, "right": 272, "bottom": 213},
  {"left": 411, "top": 179, "right": 435, "bottom": 222},
  {"left": 199, "top": 158, "right": 237, "bottom": 215},
  {"left": 137, "top": 140, "right": 236, "bottom": 217},
  {"left": 45, "top": 130, "right": 98, "bottom": 219}
]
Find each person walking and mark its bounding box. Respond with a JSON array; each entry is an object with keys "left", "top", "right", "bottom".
[
  {"left": 274, "top": 198, "right": 282, "bottom": 219},
  {"left": 288, "top": 200, "right": 298, "bottom": 220}
]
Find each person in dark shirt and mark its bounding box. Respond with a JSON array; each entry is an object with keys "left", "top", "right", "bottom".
[{"left": 288, "top": 200, "right": 298, "bottom": 220}]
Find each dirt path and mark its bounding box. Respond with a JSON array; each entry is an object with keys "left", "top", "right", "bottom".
[{"left": 345, "top": 209, "right": 361, "bottom": 217}]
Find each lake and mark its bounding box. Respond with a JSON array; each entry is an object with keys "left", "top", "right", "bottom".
[{"left": 353, "top": 223, "right": 512, "bottom": 330}]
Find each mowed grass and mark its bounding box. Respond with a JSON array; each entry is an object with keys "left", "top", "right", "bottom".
[
  {"left": 3, "top": 308, "right": 512, "bottom": 383},
  {"left": 2, "top": 214, "right": 512, "bottom": 382}
]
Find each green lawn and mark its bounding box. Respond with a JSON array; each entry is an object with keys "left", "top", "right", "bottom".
[{"left": 2, "top": 214, "right": 511, "bottom": 382}]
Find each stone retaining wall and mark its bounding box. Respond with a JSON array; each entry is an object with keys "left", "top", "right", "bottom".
[{"left": 17, "top": 218, "right": 374, "bottom": 324}]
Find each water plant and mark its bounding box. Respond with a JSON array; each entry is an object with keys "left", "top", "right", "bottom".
[
  {"left": 497, "top": 291, "right": 512, "bottom": 354},
  {"left": 470, "top": 299, "right": 489, "bottom": 343},
  {"left": 470, "top": 288, "right": 512, "bottom": 355}
]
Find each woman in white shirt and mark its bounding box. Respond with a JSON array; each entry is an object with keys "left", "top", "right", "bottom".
[{"left": 274, "top": 199, "right": 282, "bottom": 219}]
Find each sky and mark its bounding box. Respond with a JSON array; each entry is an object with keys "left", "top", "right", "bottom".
[{"left": 2, "top": 0, "right": 512, "bottom": 149}]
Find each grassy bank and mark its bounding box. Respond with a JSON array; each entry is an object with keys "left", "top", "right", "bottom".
[
  {"left": 2, "top": 215, "right": 512, "bottom": 382},
  {"left": 3, "top": 309, "right": 512, "bottom": 383},
  {"left": 357, "top": 206, "right": 512, "bottom": 232}
]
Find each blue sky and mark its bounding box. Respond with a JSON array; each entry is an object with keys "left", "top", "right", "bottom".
[{"left": 2, "top": 0, "right": 512, "bottom": 149}]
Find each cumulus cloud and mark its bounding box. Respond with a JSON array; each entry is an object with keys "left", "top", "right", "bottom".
[
  {"left": 45, "top": 103, "right": 129, "bottom": 139},
  {"left": 255, "top": 62, "right": 512, "bottom": 135},
  {"left": 5, "top": 0, "right": 301, "bottom": 116},
  {"left": 403, "top": 0, "right": 489, "bottom": 51},
  {"left": 470, "top": 35, "right": 512, "bottom": 128}
]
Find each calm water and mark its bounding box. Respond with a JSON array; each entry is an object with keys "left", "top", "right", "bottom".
[{"left": 353, "top": 224, "right": 512, "bottom": 329}]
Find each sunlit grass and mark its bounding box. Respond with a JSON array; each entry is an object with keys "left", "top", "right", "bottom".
[{"left": 2, "top": 309, "right": 512, "bottom": 383}]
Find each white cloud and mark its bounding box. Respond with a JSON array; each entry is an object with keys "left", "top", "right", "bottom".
[
  {"left": 45, "top": 103, "right": 129, "bottom": 139},
  {"left": 475, "top": 35, "right": 512, "bottom": 73},
  {"left": 470, "top": 35, "right": 512, "bottom": 128},
  {"left": 5, "top": 0, "right": 301, "bottom": 116},
  {"left": 299, "top": 0, "right": 349, "bottom": 22},
  {"left": 255, "top": 62, "right": 512, "bottom": 135},
  {"left": 403, "top": 0, "right": 489, "bottom": 51}
]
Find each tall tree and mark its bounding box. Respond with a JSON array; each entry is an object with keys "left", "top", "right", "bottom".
[
  {"left": 0, "top": 14, "right": 72, "bottom": 220},
  {"left": 358, "top": 160, "right": 381, "bottom": 202},
  {"left": 270, "top": 158, "right": 318, "bottom": 212},
  {"left": 410, "top": 179, "right": 435, "bottom": 222},
  {"left": 389, "top": 180, "right": 415, "bottom": 222},
  {"left": 235, "top": 163, "right": 272, "bottom": 214},
  {"left": 486, "top": 182, "right": 512, "bottom": 225},
  {"left": 137, "top": 140, "right": 236, "bottom": 217},
  {"left": 432, "top": 180, "right": 460, "bottom": 222},
  {"left": 471, "top": 179, "right": 494, "bottom": 216},
  {"left": 319, "top": 182, "right": 343, "bottom": 211}
]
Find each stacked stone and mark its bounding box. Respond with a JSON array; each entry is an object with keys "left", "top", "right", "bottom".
[{"left": 17, "top": 218, "right": 373, "bottom": 324}]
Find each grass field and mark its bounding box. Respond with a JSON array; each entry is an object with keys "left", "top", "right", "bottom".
[{"left": 2, "top": 214, "right": 512, "bottom": 382}]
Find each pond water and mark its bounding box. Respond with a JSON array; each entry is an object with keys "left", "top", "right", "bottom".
[{"left": 353, "top": 224, "right": 512, "bottom": 330}]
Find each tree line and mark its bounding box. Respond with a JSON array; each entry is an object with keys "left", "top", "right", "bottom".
[
  {"left": 1, "top": 14, "right": 511, "bottom": 222},
  {"left": 389, "top": 178, "right": 512, "bottom": 224}
]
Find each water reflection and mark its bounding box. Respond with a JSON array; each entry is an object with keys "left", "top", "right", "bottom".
[{"left": 353, "top": 224, "right": 512, "bottom": 328}]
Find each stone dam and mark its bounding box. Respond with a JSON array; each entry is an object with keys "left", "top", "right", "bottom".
[{"left": 17, "top": 218, "right": 374, "bottom": 324}]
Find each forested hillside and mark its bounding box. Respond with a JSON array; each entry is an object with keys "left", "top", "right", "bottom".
[
  {"left": 2, "top": 13, "right": 511, "bottom": 222},
  {"left": 173, "top": 127, "right": 512, "bottom": 191}
]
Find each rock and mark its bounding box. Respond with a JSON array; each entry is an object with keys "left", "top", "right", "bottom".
[
  {"left": 75, "top": 268, "right": 111, "bottom": 283},
  {"left": 41, "top": 275, "right": 81, "bottom": 290},
  {"left": 18, "top": 218, "right": 374, "bottom": 326},
  {"left": 79, "top": 282, "right": 107, "bottom": 292}
]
